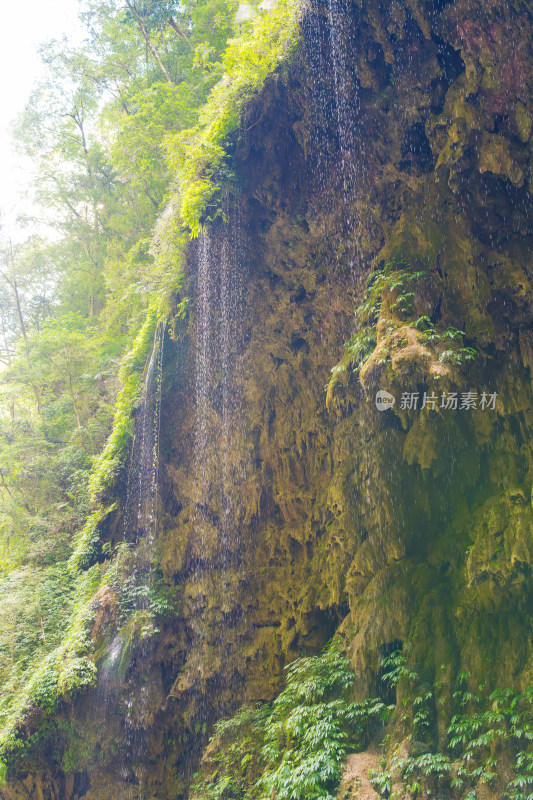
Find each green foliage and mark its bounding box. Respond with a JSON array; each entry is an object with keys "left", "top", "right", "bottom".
[
  {"left": 168, "top": 0, "right": 300, "bottom": 236},
  {"left": 0, "top": 0, "right": 298, "bottom": 772},
  {"left": 374, "top": 655, "right": 533, "bottom": 800},
  {"left": 0, "top": 566, "right": 101, "bottom": 761},
  {"left": 414, "top": 319, "right": 478, "bottom": 366},
  {"left": 0, "top": 0, "right": 298, "bottom": 764},
  {"left": 190, "top": 642, "right": 392, "bottom": 800},
  {"left": 446, "top": 680, "right": 533, "bottom": 800},
  {"left": 369, "top": 764, "right": 392, "bottom": 797},
  {"left": 258, "top": 648, "right": 389, "bottom": 800},
  {"left": 325, "top": 257, "right": 424, "bottom": 400},
  {"left": 190, "top": 704, "right": 270, "bottom": 800},
  {"left": 102, "top": 542, "right": 180, "bottom": 658},
  {"left": 68, "top": 503, "right": 117, "bottom": 573},
  {"left": 357, "top": 259, "right": 424, "bottom": 323},
  {"left": 326, "top": 254, "right": 479, "bottom": 401},
  {"left": 191, "top": 649, "right": 533, "bottom": 800}
]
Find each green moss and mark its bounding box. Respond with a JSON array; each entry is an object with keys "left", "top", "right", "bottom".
[
  {"left": 68, "top": 503, "right": 118, "bottom": 573},
  {"left": 166, "top": 0, "right": 300, "bottom": 237},
  {"left": 88, "top": 304, "right": 160, "bottom": 504}
]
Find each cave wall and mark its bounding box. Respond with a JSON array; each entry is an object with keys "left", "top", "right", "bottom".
[{"left": 3, "top": 0, "right": 533, "bottom": 797}]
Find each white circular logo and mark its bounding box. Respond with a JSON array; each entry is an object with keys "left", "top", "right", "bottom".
[{"left": 375, "top": 390, "right": 395, "bottom": 411}]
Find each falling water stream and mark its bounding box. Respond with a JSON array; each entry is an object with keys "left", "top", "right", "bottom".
[
  {"left": 98, "top": 323, "right": 165, "bottom": 797},
  {"left": 96, "top": 206, "right": 246, "bottom": 795},
  {"left": 194, "top": 207, "right": 246, "bottom": 564},
  {"left": 302, "top": 0, "right": 366, "bottom": 278},
  {"left": 326, "top": 0, "right": 358, "bottom": 198},
  {"left": 122, "top": 323, "right": 164, "bottom": 550}
]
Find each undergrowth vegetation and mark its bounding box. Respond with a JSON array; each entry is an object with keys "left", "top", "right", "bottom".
[
  {"left": 190, "top": 641, "right": 391, "bottom": 800},
  {"left": 371, "top": 655, "right": 533, "bottom": 800},
  {"left": 0, "top": 0, "right": 300, "bottom": 772},
  {"left": 190, "top": 645, "right": 533, "bottom": 800}
]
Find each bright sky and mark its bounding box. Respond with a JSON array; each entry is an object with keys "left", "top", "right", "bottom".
[{"left": 0, "top": 0, "right": 84, "bottom": 238}]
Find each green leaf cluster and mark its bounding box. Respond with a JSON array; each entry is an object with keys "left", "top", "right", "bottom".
[
  {"left": 190, "top": 642, "right": 392, "bottom": 800},
  {"left": 326, "top": 254, "right": 479, "bottom": 402},
  {"left": 190, "top": 649, "right": 533, "bottom": 800},
  {"left": 374, "top": 655, "right": 533, "bottom": 800}
]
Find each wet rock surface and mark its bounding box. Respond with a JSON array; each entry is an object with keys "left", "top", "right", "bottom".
[{"left": 3, "top": 1, "right": 533, "bottom": 797}]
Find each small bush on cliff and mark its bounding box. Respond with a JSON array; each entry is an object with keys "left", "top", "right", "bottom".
[
  {"left": 168, "top": 0, "right": 300, "bottom": 237},
  {"left": 325, "top": 253, "right": 478, "bottom": 404},
  {"left": 325, "top": 257, "right": 425, "bottom": 402}
]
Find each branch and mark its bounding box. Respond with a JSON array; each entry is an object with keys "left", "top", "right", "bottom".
[
  {"left": 167, "top": 17, "right": 193, "bottom": 50},
  {"left": 125, "top": 1, "right": 173, "bottom": 85},
  {"left": 0, "top": 468, "right": 13, "bottom": 497}
]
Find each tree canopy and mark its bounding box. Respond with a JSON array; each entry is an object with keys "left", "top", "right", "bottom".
[{"left": 0, "top": 0, "right": 299, "bottom": 758}]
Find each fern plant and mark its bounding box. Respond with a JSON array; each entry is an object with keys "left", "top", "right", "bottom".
[
  {"left": 325, "top": 257, "right": 425, "bottom": 401},
  {"left": 374, "top": 657, "right": 533, "bottom": 800},
  {"left": 190, "top": 642, "right": 392, "bottom": 800}
]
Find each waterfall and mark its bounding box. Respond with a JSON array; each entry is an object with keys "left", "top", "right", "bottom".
[
  {"left": 97, "top": 323, "right": 165, "bottom": 796},
  {"left": 193, "top": 209, "right": 246, "bottom": 564},
  {"left": 302, "top": 0, "right": 366, "bottom": 277},
  {"left": 195, "top": 231, "right": 215, "bottom": 537},
  {"left": 219, "top": 215, "right": 245, "bottom": 554},
  {"left": 326, "top": 0, "right": 359, "bottom": 200},
  {"left": 300, "top": 4, "right": 332, "bottom": 202},
  {"left": 122, "top": 323, "right": 164, "bottom": 549}
]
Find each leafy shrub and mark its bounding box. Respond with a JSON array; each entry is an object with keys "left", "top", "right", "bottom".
[
  {"left": 325, "top": 257, "right": 424, "bottom": 401},
  {"left": 0, "top": 565, "right": 101, "bottom": 762},
  {"left": 326, "top": 254, "right": 478, "bottom": 401},
  {"left": 373, "top": 656, "right": 533, "bottom": 800},
  {"left": 190, "top": 642, "right": 392, "bottom": 800}
]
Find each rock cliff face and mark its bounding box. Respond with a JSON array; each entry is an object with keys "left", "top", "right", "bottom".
[{"left": 3, "top": 0, "right": 533, "bottom": 797}]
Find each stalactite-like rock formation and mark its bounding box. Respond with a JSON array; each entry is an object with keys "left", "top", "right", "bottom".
[{"left": 2, "top": 1, "right": 533, "bottom": 798}]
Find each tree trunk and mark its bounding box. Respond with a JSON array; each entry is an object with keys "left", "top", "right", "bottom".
[
  {"left": 125, "top": 1, "right": 173, "bottom": 84},
  {"left": 167, "top": 17, "right": 193, "bottom": 50},
  {"left": 68, "top": 371, "right": 86, "bottom": 452},
  {"left": 0, "top": 468, "right": 13, "bottom": 497}
]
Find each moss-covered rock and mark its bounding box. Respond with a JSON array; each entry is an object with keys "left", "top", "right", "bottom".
[{"left": 3, "top": 0, "right": 533, "bottom": 797}]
